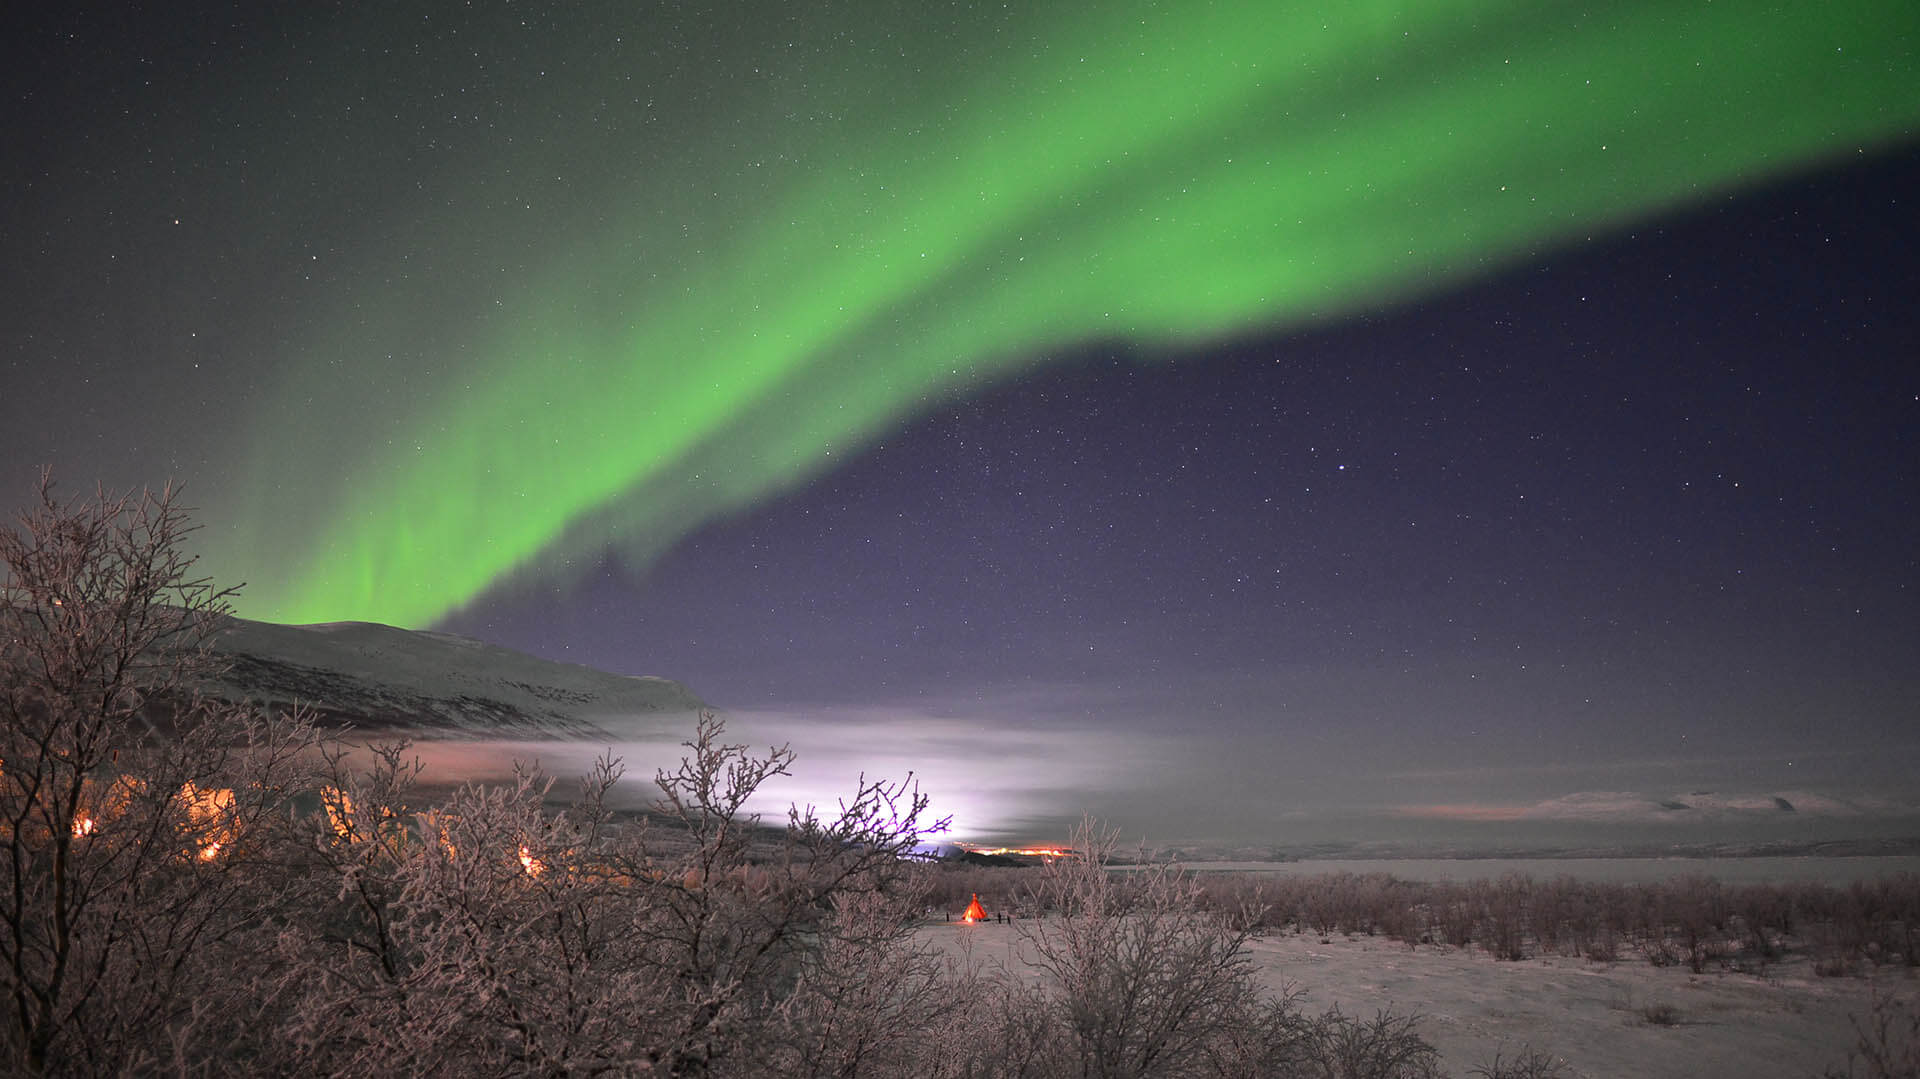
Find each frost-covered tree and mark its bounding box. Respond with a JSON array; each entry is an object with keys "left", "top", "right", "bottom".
[
  {"left": 0, "top": 471, "right": 315, "bottom": 1075},
  {"left": 1015, "top": 818, "right": 1273, "bottom": 1078},
  {"left": 275, "top": 712, "right": 949, "bottom": 1077},
  {"left": 1004, "top": 818, "right": 1441, "bottom": 1079}
]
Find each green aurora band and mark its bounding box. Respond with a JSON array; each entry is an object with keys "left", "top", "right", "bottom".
[{"left": 214, "top": 0, "right": 1920, "bottom": 627}]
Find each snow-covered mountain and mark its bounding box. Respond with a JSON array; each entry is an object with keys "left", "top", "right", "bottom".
[{"left": 206, "top": 616, "right": 704, "bottom": 738}]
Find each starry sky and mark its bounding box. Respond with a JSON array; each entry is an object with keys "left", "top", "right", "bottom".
[{"left": 4, "top": 1, "right": 1917, "bottom": 845}]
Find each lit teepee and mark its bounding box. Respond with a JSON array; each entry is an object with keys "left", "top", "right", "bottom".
[{"left": 961, "top": 893, "right": 987, "bottom": 922}]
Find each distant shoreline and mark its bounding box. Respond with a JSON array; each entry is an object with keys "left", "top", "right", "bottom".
[{"left": 1124, "top": 854, "right": 1920, "bottom": 885}]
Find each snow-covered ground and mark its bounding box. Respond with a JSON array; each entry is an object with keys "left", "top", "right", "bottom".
[{"left": 918, "top": 921, "right": 1903, "bottom": 1078}]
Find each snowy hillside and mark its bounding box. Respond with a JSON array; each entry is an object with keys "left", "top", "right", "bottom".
[{"left": 206, "top": 616, "right": 705, "bottom": 738}]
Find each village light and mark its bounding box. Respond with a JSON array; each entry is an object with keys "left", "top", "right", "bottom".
[{"left": 960, "top": 844, "right": 1076, "bottom": 859}]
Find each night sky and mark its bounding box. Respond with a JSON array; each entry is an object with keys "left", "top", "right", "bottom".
[{"left": 5, "top": 2, "right": 1917, "bottom": 845}]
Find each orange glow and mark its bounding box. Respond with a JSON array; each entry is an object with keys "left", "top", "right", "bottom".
[
  {"left": 321, "top": 786, "right": 355, "bottom": 840},
  {"left": 409, "top": 810, "right": 458, "bottom": 861},
  {"left": 518, "top": 845, "right": 544, "bottom": 877},
  {"left": 70, "top": 775, "right": 146, "bottom": 839},
  {"left": 326, "top": 787, "right": 409, "bottom": 849},
  {"left": 179, "top": 782, "right": 237, "bottom": 860},
  {"left": 958, "top": 844, "right": 1077, "bottom": 859},
  {"left": 960, "top": 893, "right": 987, "bottom": 923}
]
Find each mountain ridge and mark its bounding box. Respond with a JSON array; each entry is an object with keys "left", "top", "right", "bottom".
[{"left": 205, "top": 615, "right": 705, "bottom": 738}]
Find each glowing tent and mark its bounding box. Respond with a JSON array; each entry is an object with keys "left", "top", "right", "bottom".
[{"left": 961, "top": 894, "right": 987, "bottom": 923}]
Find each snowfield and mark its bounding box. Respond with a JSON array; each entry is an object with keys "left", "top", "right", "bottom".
[{"left": 919, "top": 919, "right": 1904, "bottom": 1079}]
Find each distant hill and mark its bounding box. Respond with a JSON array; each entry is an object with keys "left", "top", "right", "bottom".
[
  {"left": 204, "top": 616, "right": 705, "bottom": 738},
  {"left": 1517, "top": 789, "right": 1868, "bottom": 822}
]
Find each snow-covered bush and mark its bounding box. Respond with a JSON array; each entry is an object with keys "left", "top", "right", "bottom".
[
  {"left": 273, "top": 713, "right": 947, "bottom": 1077},
  {"left": 0, "top": 472, "right": 317, "bottom": 1075}
]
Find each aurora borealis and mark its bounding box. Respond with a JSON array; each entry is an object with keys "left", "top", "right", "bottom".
[
  {"left": 6, "top": 1, "right": 1919, "bottom": 843},
  {"left": 36, "top": 0, "right": 1917, "bottom": 627}
]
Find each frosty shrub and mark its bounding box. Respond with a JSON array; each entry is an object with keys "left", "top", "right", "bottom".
[
  {"left": 272, "top": 713, "right": 949, "bottom": 1077},
  {"left": 0, "top": 472, "right": 316, "bottom": 1076},
  {"left": 1823, "top": 992, "right": 1920, "bottom": 1079},
  {"left": 1000, "top": 818, "right": 1442, "bottom": 1079},
  {"left": 1470, "top": 1047, "right": 1568, "bottom": 1079},
  {"left": 1017, "top": 818, "right": 1266, "bottom": 1076}
]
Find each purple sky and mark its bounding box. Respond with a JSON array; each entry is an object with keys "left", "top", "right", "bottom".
[{"left": 431, "top": 156, "right": 1920, "bottom": 842}]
